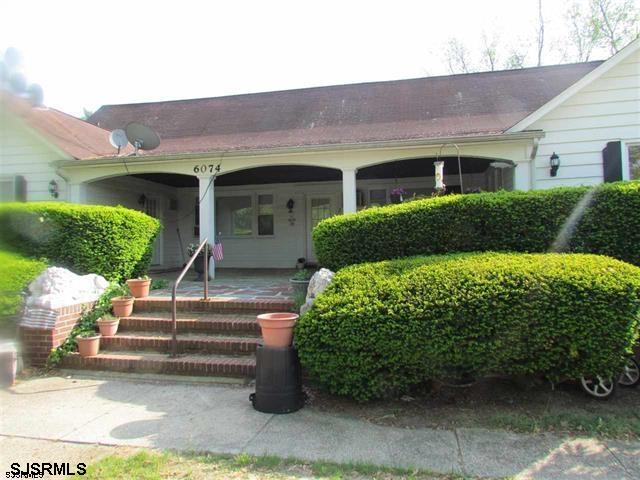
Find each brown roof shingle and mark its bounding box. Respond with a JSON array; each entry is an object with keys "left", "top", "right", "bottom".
[{"left": 86, "top": 61, "right": 603, "bottom": 157}]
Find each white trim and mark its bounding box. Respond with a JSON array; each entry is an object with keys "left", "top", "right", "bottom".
[
  {"left": 55, "top": 131, "right": 544, "bottom": 168},
  {"left": 507, "top": 39, "right": 640, "bottom": 133}
]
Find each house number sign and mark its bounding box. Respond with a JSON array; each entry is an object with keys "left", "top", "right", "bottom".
[{"left": 193, "top": 164, "right": 218, "bottom": 174}]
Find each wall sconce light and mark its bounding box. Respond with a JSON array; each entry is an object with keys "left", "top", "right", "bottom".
[
  {"left": 48, "top": 180, "right": 59, "bottom": 199},
  {"left": 286, "top": 198, "right": 295, "bottom": 213},
  {"left": 138, "top": 194, "right": 147, "bottom": 206},
  {"left": 550, "top": 152, "right": 560, "bottom": 177}
]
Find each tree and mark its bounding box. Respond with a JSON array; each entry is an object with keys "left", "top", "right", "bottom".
[
  {"left": 444, "top": 38, "right": 474, "bottom": 74},
  {"left": 504, "top": 47, "right": 528, "bottom": 69},
  {"left": 536, "top": 0, "right": 545, "bottom": 66},
  {"left": 566, "top": 2, "right": 600, "bottom": 61},
  {"left": 480, "top": 33, "right": 499, "bottom": 71},
  {"left": 591, "top": 0, "right": 640, "bottom": 54}
]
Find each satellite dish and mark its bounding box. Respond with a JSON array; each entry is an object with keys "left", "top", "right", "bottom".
[
  {"left": 125, "top": 122, "right": 160, "bottom": 155},
  {"left": 26, "top": 84, "right": 44, "bottom": 107},
  {"left": 109, "top": 129, "right": 129, "bottom": 154}
]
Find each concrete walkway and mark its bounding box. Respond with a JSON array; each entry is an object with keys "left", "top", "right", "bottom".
[{"left": 1, "top": 375, "right": 638, "bottom": 479}]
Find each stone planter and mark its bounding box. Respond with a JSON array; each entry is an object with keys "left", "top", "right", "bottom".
[
  {"left": 126, "top": 278, "right": 151, "bottom": 298},
  {"left": 111, "top": 296, "right": 134, "bottom": 317},
  {"left": 194, "top": 253, "right": 212, "bottom": 281},
  {"left": 96, "top": 317, "right": 119, "bottom": 337},
  {"left": 76, "top": 334, "right": 100, "bottom": 358},
  {"left": 289, "top": 279, "right": 310, "bottom": 297},
  {"left": 256, "top": 312, "right": 299, "bottom": 347}
]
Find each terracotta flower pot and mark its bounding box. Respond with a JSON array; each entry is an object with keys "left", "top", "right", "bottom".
[
  {"left": 256, "top": 312, "right": 299, "bottom": 347},
  {"left": 76, "top": 334, "right": 100, "bottom": 358},
  {"left": 111, "top": 296, "right": 134, "bottom": 317},
  {"left": 127, "top": 278, "right": 151, "bottom": 298},
  {"left": 96, "top": 317, "right": 119, "bottom": 337}
]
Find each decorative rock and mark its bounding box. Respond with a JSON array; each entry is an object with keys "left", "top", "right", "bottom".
[
  {"left": 300, "top": 268, "right": 334, "bottom": 315},
  {"left": 26, "top": 267, "right": 108, "bottom": 310}
]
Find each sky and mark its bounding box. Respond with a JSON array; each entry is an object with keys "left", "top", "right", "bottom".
[{"left": 0, "top": 0, "right": 629, "bottom": 117}]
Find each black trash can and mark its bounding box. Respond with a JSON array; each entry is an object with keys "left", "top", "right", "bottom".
[{"left": 250, "top": 344, "right": 304, "bottom": 414}]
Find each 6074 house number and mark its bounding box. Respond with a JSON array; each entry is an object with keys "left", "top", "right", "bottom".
[{"left": 193, "top": 164, "right": 217, "bottom": 174}]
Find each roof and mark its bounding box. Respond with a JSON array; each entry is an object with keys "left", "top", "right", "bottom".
[
  {"left": 1, "top": 93, "right": 133, "bottom": 159},
  {"left": 85, "top": 61, "right": 603, "bottom": 158}
]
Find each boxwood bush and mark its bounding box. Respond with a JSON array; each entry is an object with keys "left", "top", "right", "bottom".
[
  {"left": 0, "top": 246, "right": 47, "bottom": 321},
  {"left": 313, "top": 181, "right": 640, "bottom": 270},
  {"left": 0, "top": 202, "right": 160, "bottom": 282},
  {"left": 295, "top": 252, "right": 640, "bottom": 401}
]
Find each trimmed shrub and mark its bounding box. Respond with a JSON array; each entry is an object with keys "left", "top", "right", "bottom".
[
  {"left": 313, "top": 181, "right": 640, "bottom": 270},
  {"left": 0, "top": 202, "right": 160, "bottom": 282},
  {"left": 295, "top": 252, "right": 640, "bottom": 401},
  {"left": 0, "top": 247, "right": 47, "bottom": 321}
]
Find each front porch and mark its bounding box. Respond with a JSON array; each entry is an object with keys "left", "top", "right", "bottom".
[{"left": 149, "top": 268, "right": 295, "bottom": 300}]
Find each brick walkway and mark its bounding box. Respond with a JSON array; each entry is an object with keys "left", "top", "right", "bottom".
[{"left": 149, "top": 268, "right": 295, "bottom": 300}]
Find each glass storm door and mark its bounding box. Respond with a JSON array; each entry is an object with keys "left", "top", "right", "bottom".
[
  {"left": 144, "top": 197, "right": 163, "bottom": 266},
  {"left": 306, "top": 196, "right": 332, "bottom": 262}
]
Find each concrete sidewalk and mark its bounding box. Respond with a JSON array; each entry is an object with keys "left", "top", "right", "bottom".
[{"left": 0, "top": 375, "right": 638, "bottom": 479}]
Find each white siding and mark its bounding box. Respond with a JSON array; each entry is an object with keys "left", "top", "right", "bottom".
[
  {"left": 0, "top": 116, "right": 69, "bottom": 200},
  {"left": 531, "top": 51, "right": 640, "bottom": 189}
]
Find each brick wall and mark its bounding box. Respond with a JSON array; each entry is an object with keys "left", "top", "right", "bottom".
[{"left": 19, "top": 301, "right": 95, "bottom": 367}]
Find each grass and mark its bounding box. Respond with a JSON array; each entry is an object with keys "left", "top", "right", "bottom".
[
  {"left": 79, "top": 450, "right": 476, "bottom": 480},
  {"left": 0, "top": 245, "right": 46, "bottom": 322},
  {"left": 489, "top": 411, "right": 640, "bottom": 438}
]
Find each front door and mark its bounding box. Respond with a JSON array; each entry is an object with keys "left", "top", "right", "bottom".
[
  {"left": 144, "top": 197, "right": 163, "bottom": 266},
  {"left": 306, "top": 196, "right": 333, "bottom": 262}
]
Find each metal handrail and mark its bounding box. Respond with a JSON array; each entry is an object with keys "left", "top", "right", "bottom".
[{"left": 171, "top": 237, "right": 209, "bottom": 357}]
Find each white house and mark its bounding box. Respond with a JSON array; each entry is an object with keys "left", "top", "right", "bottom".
[{"left": 1, "top": 40, "right": 638, "bottom": 271}]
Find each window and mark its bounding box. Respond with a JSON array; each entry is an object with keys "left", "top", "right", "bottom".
[
  {"left": 369, "top": 189, "right": 387, "bottom": 207},
  {"left": 0, "top": 176, "right": 26, "bottom": 202},
  {"left": 629, "top": 145, "right": 640, "bottom": 180},
  {"left": 217, "top": 196, "right": 253, "bottom": 236},
  {"left": 258, "top": 194, "right": 274, "bottom": 236}
]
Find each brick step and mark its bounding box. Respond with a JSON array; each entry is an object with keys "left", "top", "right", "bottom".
[
  {"left": 134, "top": 296, "right": 294, "bottom": 314},
  {"left": 119, "top": 312, "right": 261, "bottom": 335},
  {"left": 62, "top": 351, "right": 255, "bottom": 378},
  {"left": 101, "top": 331, "right": 259, "bottom": 355}
]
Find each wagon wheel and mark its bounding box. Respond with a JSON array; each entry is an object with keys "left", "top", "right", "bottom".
[
  {"left": 580, "top": 375, "right": 617, "bottom": 399},
  {"left": 619, "top": 358, "right": 640, "bottom": 387}
]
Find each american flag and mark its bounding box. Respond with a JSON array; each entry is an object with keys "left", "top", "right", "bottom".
[{"left": 212, "top": 241, "right": 224, "bottom": 261}]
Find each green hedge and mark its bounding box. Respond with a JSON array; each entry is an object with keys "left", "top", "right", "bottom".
[
  {"left": 313, "top": 181, "right": 640, "bottom": 270},
  {"left": 0, "top": 247, "right": 47, "bottom": 321},
  {"left": 0, "top": 202, "right": 160, "bottom": 282},
  {"left": 295, "top": 252, "right": 640, "bottom": 401}
]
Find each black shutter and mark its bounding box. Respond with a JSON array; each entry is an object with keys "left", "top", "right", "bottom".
[{"left": 602, "top": 141, "right": 623, "bottom": 183}]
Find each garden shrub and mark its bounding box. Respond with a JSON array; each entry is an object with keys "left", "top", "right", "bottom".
[
  {"left": 0, "top": 246, "right": 46, "bottom": 321},
  {"left": 295, "top": 252, "right": 640, "bottom": 401},
  {"left": 313, "top": 181, "right": 640, "bottom": 270},
  {"left": 0, "top": 202, "right": 160, "bottom": 282}
]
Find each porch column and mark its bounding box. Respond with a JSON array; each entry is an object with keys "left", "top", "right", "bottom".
[
  {"left": 513, "top": 161, "right": 532, "bottom": 191},
  {"left": 342, "top": 168, "right": 357, "bottom": 214},
  {"left": 68, "top": 183, "right": 88, "bottom": 204},
  {"left": 198, "top": 175, "right": 216, "bottom": 279}
]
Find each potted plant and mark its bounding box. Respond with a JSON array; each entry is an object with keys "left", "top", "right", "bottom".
[
  {"left": 111, "top": 284, "right": 134, "bottom": 317},
  {"left": 290, "top": 268, "right": 314, "bottom": 297},
  {"left": 391, "top": 187, "right": 406, "bottom": 203},
  {"left": 256, "top": 312, "right": 299, "bottom": 347},
  {"left": 188, "top": 243, "right": 213, "bottom": 281},
  {"left": 295, "top": 257, "right": 306, "bottom": 270},
  {"left": 76, "top": 331, "right": 100, "bottom": 358},
  {"left": 96, "top": 313, "right": 119, "bottom": 336},
  {"left": 127, "top": 275, "right": 151, "bottom": 298}
]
